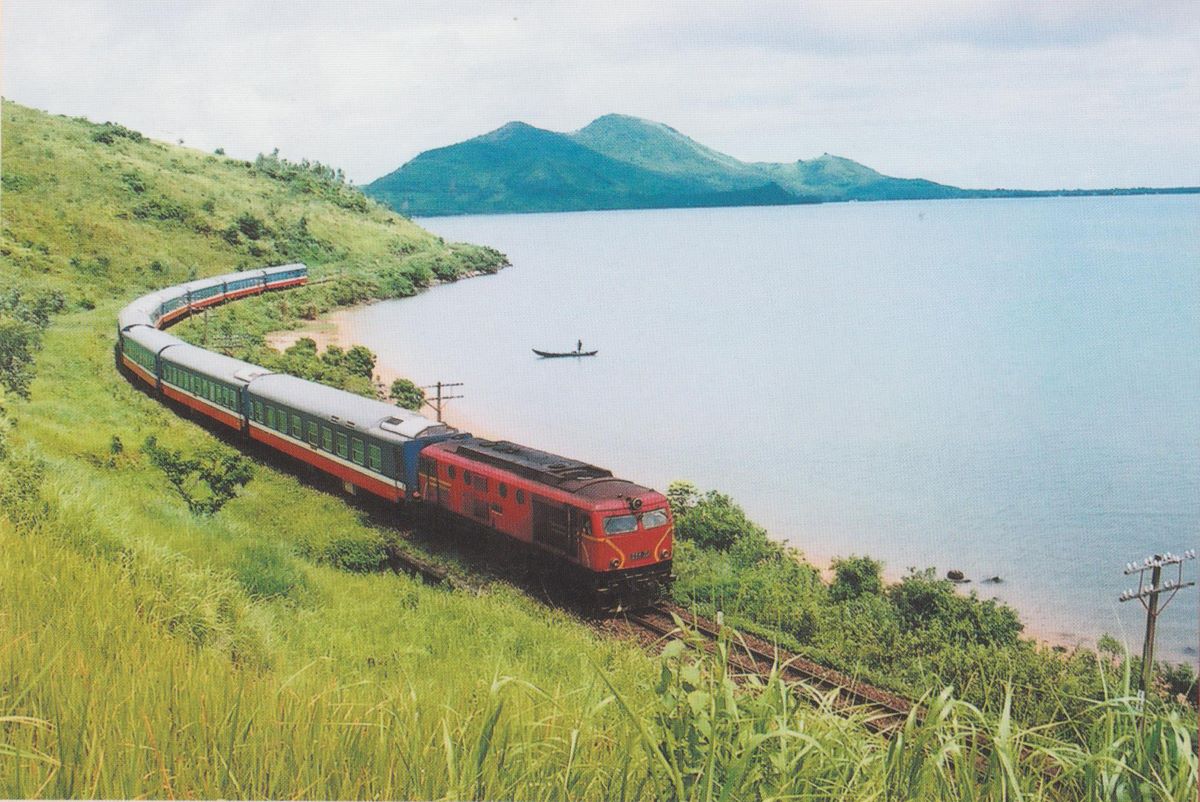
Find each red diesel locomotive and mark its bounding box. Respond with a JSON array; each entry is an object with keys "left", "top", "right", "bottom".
[{"left": 418, "top": 436, "right": 673, "bottom": 609}]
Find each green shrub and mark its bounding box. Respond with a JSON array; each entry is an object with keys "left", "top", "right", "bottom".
[
  {"left": 142, "top": 435, "right": 254, "bottom": 515},
  {"left": 317, "top": 532, "right": 388, "bottom": 572},
  {"left": 830, "top": 554, "right": 883, "bottom": 601},
  {"left": 234, "top": 543, "right": 307, "bottom": 600},
  {"left": 91, "top": 121, "right": 145, "bottom": 144}
]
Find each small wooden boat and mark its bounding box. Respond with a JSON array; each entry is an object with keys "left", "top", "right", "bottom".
[{"left": 532, "top": 348, "right": 598, "bottom": 358}]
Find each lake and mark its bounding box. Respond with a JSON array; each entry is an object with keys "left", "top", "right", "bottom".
[{"left": 345, "top": 196, "right": 1199, "bottom": 663}]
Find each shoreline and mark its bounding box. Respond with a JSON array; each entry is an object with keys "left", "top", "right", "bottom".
[{"left": 269, "top": 293, "right": 1100, "bottom": 658}]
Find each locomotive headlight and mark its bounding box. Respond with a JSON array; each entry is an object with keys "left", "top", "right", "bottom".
[
  {"left": 609, "top": 558, "right": 620, "bottom": 570},
  {"left": 660, "top": 549, "right": 671, "bottom": 560}
]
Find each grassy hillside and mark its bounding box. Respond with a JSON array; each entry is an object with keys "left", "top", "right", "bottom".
[{"left": 1, "top": 101, "right": 1195, "bottom": 800}]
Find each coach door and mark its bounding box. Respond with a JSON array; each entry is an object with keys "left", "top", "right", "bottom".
[
  {"left": 532, "top": 498, "right": 576, "bottom": 554},
  {"left": 419, "top": 456, "right": 439, "bottom": 505}
]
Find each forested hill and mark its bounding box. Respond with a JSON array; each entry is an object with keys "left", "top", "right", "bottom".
[{"left": 364, "top": 113, "right": 1200, "bottom": 216}]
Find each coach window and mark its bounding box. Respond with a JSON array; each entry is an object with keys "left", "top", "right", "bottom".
[
  {"left": 321, "top": 426, "right": 333, "bottom": 451},
  {"left": 291, "top": 414, "right": 303, "bottom": 439},
  {"left": 254, "top": 401, "right": 264, "bottom": 422},
  {"left": 307, "top": 421, "right": 319, "bottom": 445},
  {"left": 515, "top": 489, "right": 525, "bottom": 505},
  {"left": 368, "top": 444, "right": 382, "bottom": 472},
  {"left": 351, "top": 437, "right": 365, "bottom": 465},
  {"left": 267, "top": 407, "right": 276, "bottom": 429},
  {"left": 336, "top": 432, "right": 349, "bottom": 459},
  {"left": 499, "top": 482, "right": 507, "bottom": 499}
]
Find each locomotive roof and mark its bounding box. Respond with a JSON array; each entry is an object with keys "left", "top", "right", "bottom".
[
  {"left": 442, "top": 437, "right": 657, "bottom": 500},
  {"left": 122, "top": 324, "right": 185, "bottom": 354},
  {"left": 160, "top": 342, "right": 273, "bottom": 385},
  {"left": 246, "top": 373, "right": 454, "bottom": 441}
]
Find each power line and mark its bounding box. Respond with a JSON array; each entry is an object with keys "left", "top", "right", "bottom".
[
  {"left": 1117, "top": 549, "right": 1196, "bottom": 702},
  {"left": 420, "top": 381, "right": 464, "bottom": 422}
]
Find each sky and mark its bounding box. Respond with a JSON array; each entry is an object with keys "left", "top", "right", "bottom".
[{"left": 3, "top": 1, "right": 1198, "bottom": 189}]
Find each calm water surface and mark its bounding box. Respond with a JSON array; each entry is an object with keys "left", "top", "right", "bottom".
[{"left": 350, "top": 196, "right": 1199, "bottom": 662}]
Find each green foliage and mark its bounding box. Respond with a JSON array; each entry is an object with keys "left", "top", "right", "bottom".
[
  {"left": 142, "top": 435, "right": 254, "bottom": 515},
  {"left": 831, "top": 554, "right": 884, "bottom": 601},
  {"left": 0, "top": 286, "right": 63, "bottom": 396},
  {"left": 342, "top": 344, "right": 376, "bottom": 379},
  {"left": 234, "top": 542, "right": 308, "bottom": 600},
  {"left": 389, "top": 377, "right": 425, "bottom": 411},
  {"left": 670, "top": 482, "right": 1193, "bottom": 743},
  {"left": 310, "top": 531, "right": 389, "bottom": 573},
  {"left": 234, "top": 211, "right": 269, "bottom": 240},
  {"left": 132, "top": 196, "right": 190, "bottom": 223},
  {"left": 671, "top": 484, "right": 765, "bottom": 551},
  {"left": 90, "top": 121, "right": 145, "bottom": 144}
]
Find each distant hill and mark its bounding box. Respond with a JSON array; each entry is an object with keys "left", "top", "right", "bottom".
[{"left": 364, "top": 113, "right": 1199, "bottom": 216}]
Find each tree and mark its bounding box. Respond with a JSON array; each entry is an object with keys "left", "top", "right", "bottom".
[
  {"left": 143, "top": 436, "right": 254, "bottom": 515},
  {"left": 830, "top": 555, "right": 884, "bottom": 601},
  {"left": 389, "top": 378, "right": 425, "bottom": 411},
  {"left": 343, "top": 345, "right": 376, "bottom": 379},
  {"left": 674, "top": 489, "right": 765, "bottom": 552}
]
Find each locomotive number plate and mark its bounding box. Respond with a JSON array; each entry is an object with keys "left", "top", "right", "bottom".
[{"left": 629, "top": 550, "right": 649, "bottom": 560}]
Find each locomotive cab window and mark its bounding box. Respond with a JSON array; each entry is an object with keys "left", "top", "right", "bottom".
[
  {"left": 515, "top": 489, "right": 525, "bottom": 504},
  {"left": 603, "top": 515, "right": 638, "bottom": 535},
  {"left": 641, "top": 509, "right": 670, "bottom": 529}
]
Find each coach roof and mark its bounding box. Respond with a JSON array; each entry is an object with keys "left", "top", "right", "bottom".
[
  {"left": 122, "top": 324, "right": 185, "bottom": 355},
  {"left": 246, "top": 373, "right": 453, "bottom": 441},
  {"left": 161, "top": 342, "right": 273, "bottom": 385}
]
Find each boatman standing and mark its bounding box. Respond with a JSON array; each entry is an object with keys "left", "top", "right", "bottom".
[{"left": 577, "top": 339, "right": 583, "bottom": 353}]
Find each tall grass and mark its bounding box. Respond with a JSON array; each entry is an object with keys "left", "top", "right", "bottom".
[{"left": 4, "top": 545, "right": 1193, "bottom": 800}]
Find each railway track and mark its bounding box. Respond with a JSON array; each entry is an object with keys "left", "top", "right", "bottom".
[{"left": 625, "top": 602, "right": 916, "bottom": 735}]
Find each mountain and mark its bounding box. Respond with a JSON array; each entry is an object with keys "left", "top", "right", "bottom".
[{"left": 365, "top": 114, "right": 1200, "bottom": 216}]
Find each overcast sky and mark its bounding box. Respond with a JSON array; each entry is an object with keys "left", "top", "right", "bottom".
[{"left": 4, "top": 1, "right": 1198, "bottom": 188}]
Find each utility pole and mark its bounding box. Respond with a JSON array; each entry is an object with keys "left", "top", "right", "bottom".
[
  {"left": 1118, "top": 549, "right": 1196, "bottom": 700},
  {"left": 421, "top": 381, "right": 463, "bottom": 423}
]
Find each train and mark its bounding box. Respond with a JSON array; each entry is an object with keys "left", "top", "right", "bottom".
[{"left": 116, "top": 263, "right": 673, "bottom": 610}]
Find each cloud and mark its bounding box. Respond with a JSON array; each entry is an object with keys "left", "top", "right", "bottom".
[{"left": 3, "top": 0, "right": 1197, "bottom": 188}]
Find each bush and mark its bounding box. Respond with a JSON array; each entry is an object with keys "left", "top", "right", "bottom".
[
  {"left": 91, "top": 122, "right": 145, "bottom": 144},
  {"left": 132, "top": 197, "right": 189, "bottom": 223},
  {"left": 318, "top": 532, "right": 387, "bottom": 573},
  {"left": 234, "top": 543, "right": 307, "bottom": 600},
  {"left": 673, "top": 487, "right": 765, "bottom": 552},
  {"left": 235, "top": 212, "right": 269, "bottom": 240},
  {"left": 830, "top": 555, "right": 883, "bottom": 601}
]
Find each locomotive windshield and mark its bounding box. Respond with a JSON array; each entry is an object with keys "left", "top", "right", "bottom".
[
  {"left": 641, "top": 508, "right": 669, "bottom": 528},
  {"left": 603, "top": 507, "right": 670, "bottom": 534},
  {"left": 603, "top": 515, "right": 638, "bottom": 534}
]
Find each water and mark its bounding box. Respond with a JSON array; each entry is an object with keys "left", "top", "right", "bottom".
[{"left": 347, "top": 196, "right": 1199, "bottom": 663}]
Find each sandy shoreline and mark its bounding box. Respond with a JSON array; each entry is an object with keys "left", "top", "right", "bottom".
[{"left": 266, "top": 296, "right": 1100, "bottom": 656}]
